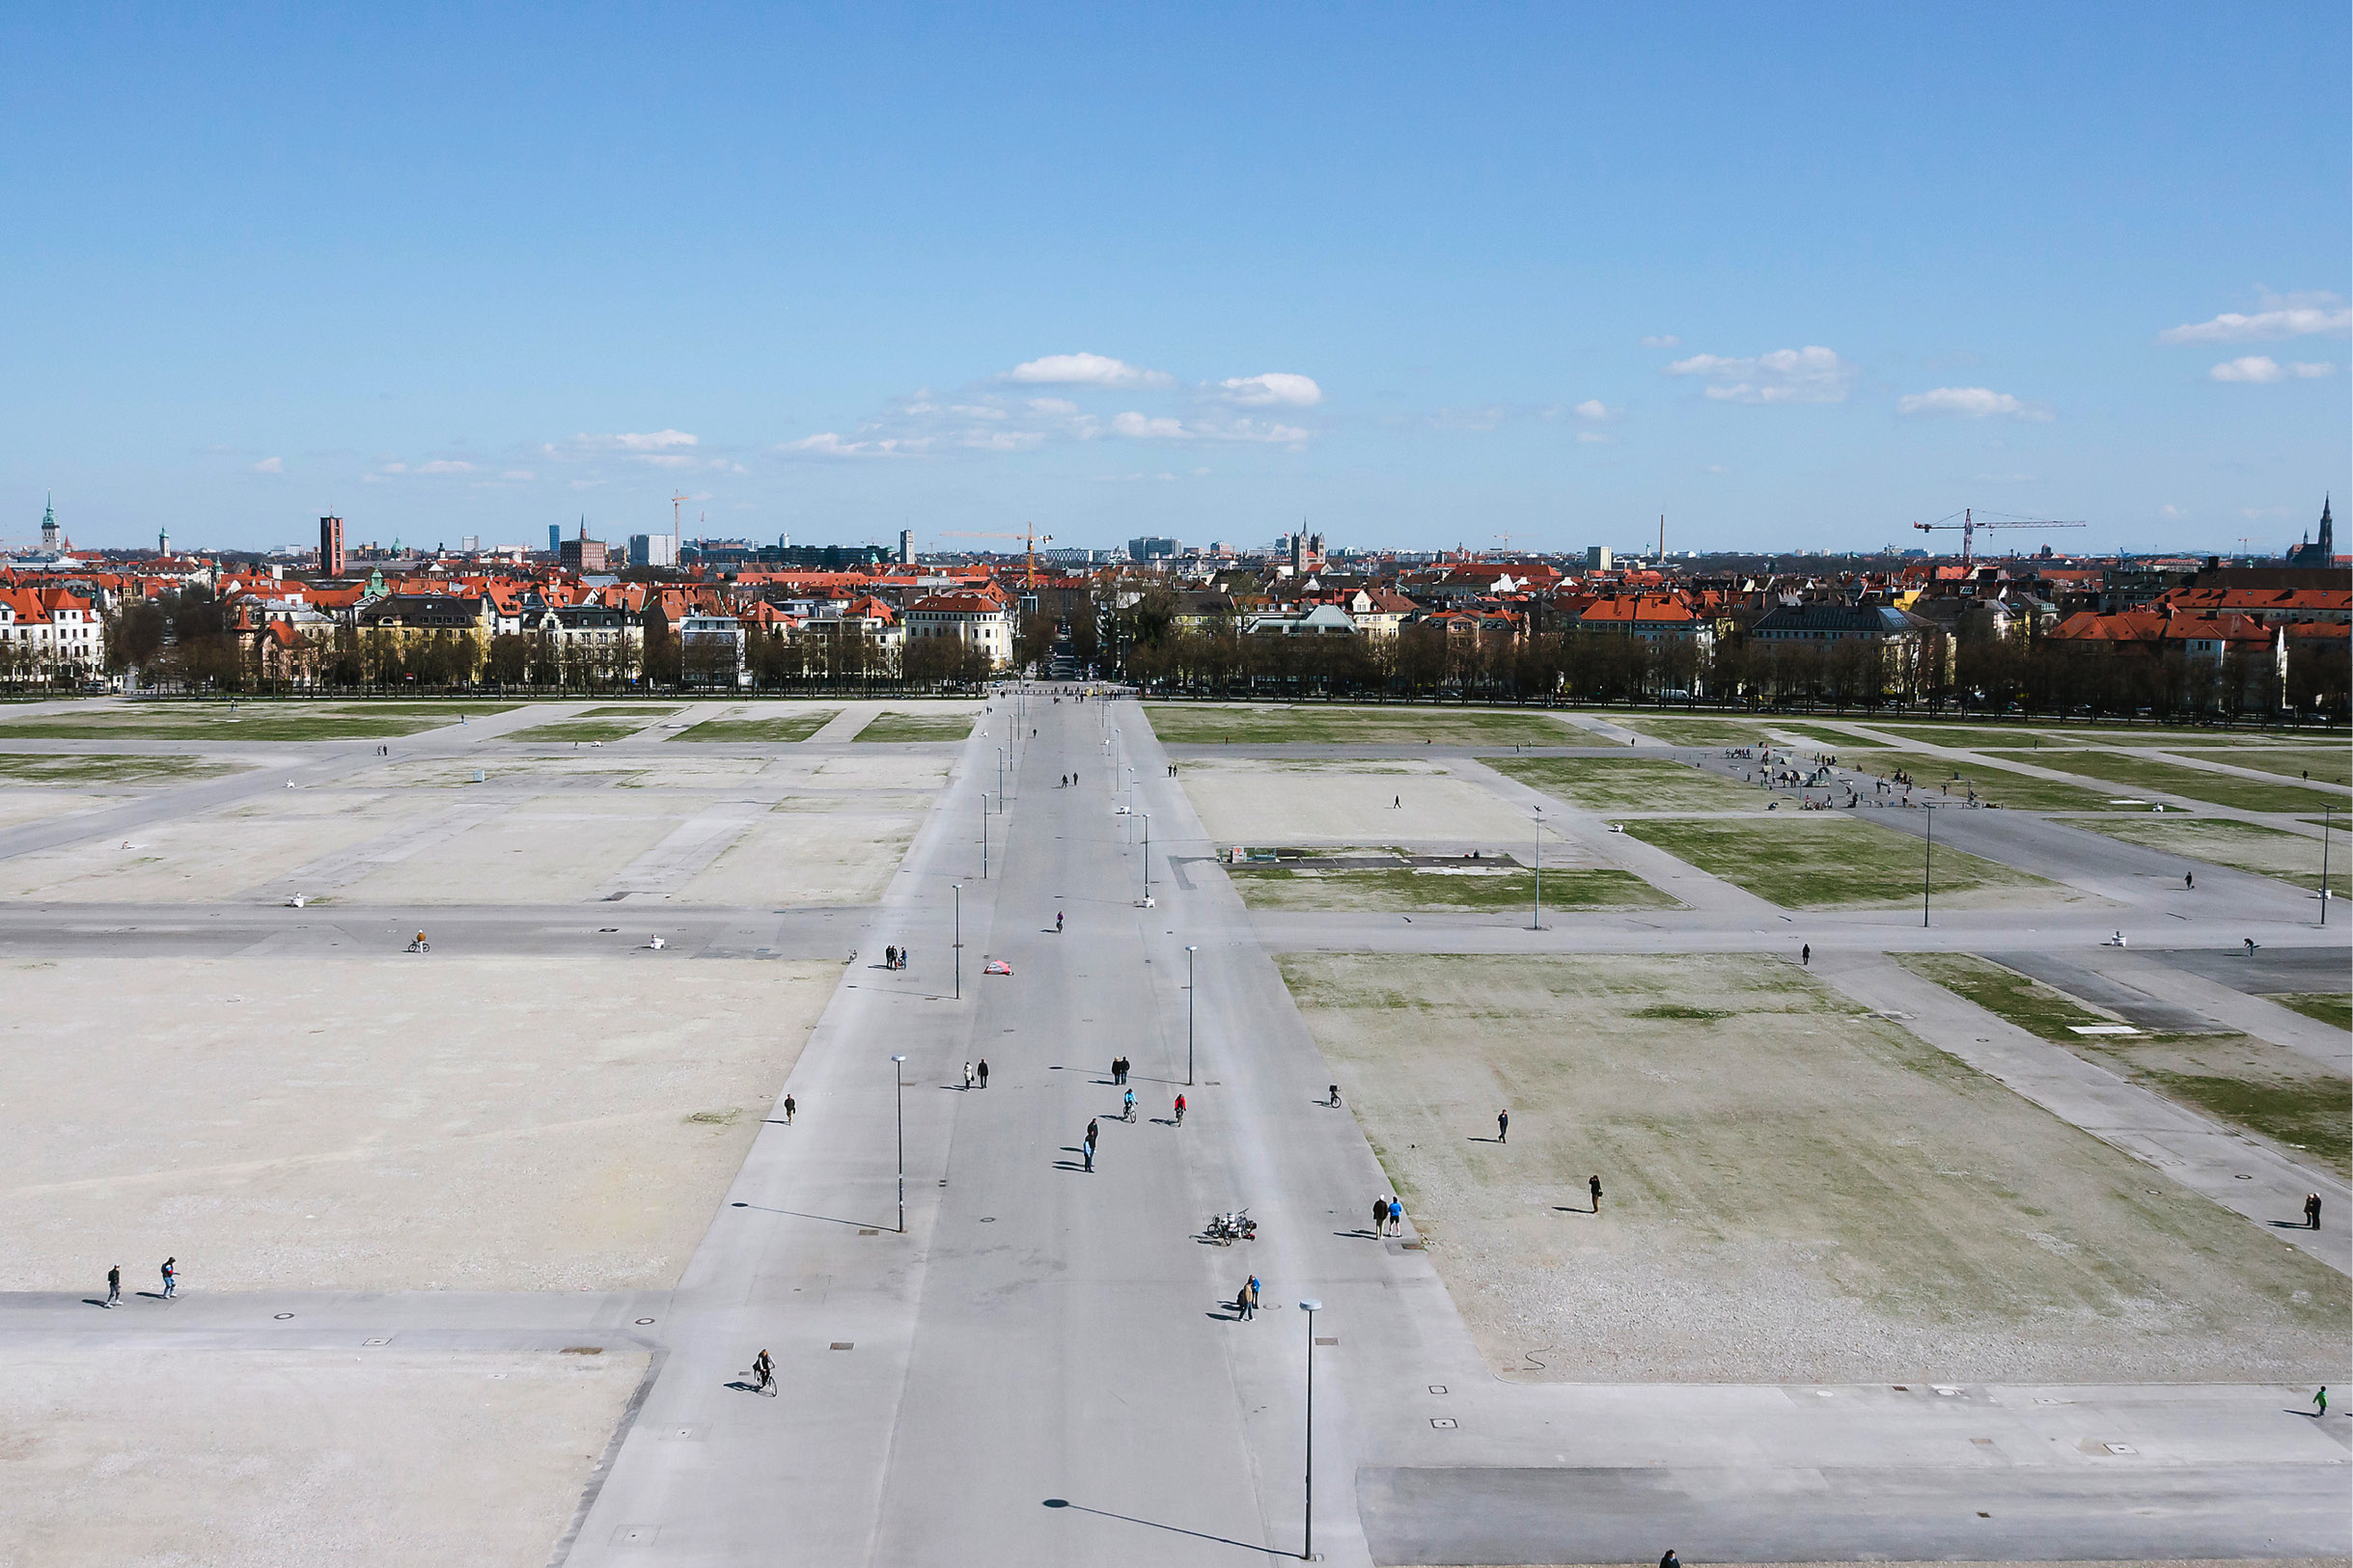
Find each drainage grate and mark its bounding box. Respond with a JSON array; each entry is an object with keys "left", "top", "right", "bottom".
[
  {"left": 859, "top": 1227, "right": 880, "bottom": 1235},
  {"left": 830, "top": 1342, "right": 854, "bottom": 1351},
  {"left": 1430, "top": 1417, "right": 1456, "bottom": 1429},
  {"left": 1315, "top": 1336, "right": 1338, "bottom": 1346}
]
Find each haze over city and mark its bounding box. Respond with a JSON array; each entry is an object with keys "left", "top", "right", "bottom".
[{"left": 7, "top": 3, "right": 2347, "bottom": 558}]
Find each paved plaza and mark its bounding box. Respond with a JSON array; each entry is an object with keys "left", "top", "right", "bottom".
[{"left": 0, "top": 696, "right": 2346, "bottom": 1566}]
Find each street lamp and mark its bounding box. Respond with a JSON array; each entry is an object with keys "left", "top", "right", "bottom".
[
  {"left": 891, "top": 1055, "right": 908, "bottom": 1233},
  {"left": 1921, "top": 801, "right": 1937, "bottom": 928},
  {"left": 952, "top": 883, "right": 963, "bottom": 1000},
  {"left": 1530, "top": 807, "right": 1542, "bottom": 931},
  {"left": 983, "top": 796, "right": 989, "bottom": 879},
  {"left": 1298, "top": 1298, "right": 1323, "bottom": 1561},
  {"left": 2323, "top": 805, "right": 2337, "bottom": 927},
  {"left": 1142, "top": 813, "right": 1151, "bottom": 900},
  {"left": 1185, "top": 945, "right": 1198, "bottom": 1086}
]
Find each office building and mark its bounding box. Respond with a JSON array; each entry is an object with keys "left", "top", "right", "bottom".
[
  {"left": 629, "top": 533, "right": 679, "bottom": 568},
  {"left": 319, "top": 515, "right": 346, "bottom": 576}
]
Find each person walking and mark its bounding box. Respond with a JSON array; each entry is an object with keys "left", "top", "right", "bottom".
[
  {"left": 977, "top": 1059, "right": 989, "bottom": 1088},
  {"left": 962, "top": 1061, "right": 974, "bottom": 1090},
  {"left": 1235, "top": 1279, "right": 1256, "bottom": 1320},
  {"left": 782, "top": 1094, "right": 796, "bottom": 1125},
  {"left": 1373, "top": 1195, "right": 1390, "bottom": 1237},
  {"left": 1173, "top": 1093, "right": 1186, "bottom": 1126},
  {"left": 2184, "top": 872, "right": 2194, "bottom": 890},
  {"left": 1497, "top": 1109, "right": 1509, "bottom": 1143},
  {"left": 1388, "top": 1197, "right": 1403, "bottom": 1236},
  {"left": 1590, "top": 1174, "right": 1604, "bottom": 1213},
  {"left": 1661, "top": 1551, "right": 1680, "bottom": 1568},
  {"left": 1246, "top": 1275, "right": 1261, "bottom": 1319},
  {"left": 2307, "top": 1193, "right": 2323, "bottom": 1229},
  {"left": 160, "top": 1257, "right": 176, "bottom": 1299},
  {"left": 2313, "top": 1386, "right": 2329, "bottom": 1417},
  {"left": 105, "top": 1265, "right": 121, "bottom": 1308},
  {"left": 1801, "top": 943, "right": 1811, "bottom": 966},
  {"left": 1056, "top": 910, "right": 1064, "bottom": 933},
  {"left": 885, "top": 944, "right": 898, "bottom": 969},
  {"left": 1084, "top": 1118, "right": 1099, "bottom": 1172}
]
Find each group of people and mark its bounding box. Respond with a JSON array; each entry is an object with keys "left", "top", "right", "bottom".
[
  {"left": 102, "top": 1257, "right": 175, "bottom": 1307},
  {"left": 1371, "top": 1194, "right": 1403, "bottom": 1235},
  {"left": 882, "top": 945, "right": 911, "bottom": 970},
  {"left": 961, "top": 1060, "right": 992, "bottom": 1089},
  {"left": 1108, "top": 1055, "right": 1133, "bottom": 1084}
]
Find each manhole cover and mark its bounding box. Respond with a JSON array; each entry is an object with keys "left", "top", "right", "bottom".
[
  {"left": 363, "top": 1337, "right": 389, "bottom": 1346},
  {"left": 273, "top": 1312, "right": 294, "bottom": 1320},
  {"left": 980, "top": 1217, "right": 997, "bottom": 1223},
  {"left": 634, "top": 1317, "right": 656, "bottom": 1326},
  {"left": 1430, "top": 1417, "right": 1456, "bottom": 1429}
]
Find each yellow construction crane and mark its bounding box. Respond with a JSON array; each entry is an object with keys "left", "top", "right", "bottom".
[
  {"left": 938, "top": 524, "right": 1053, "bottom": 587},
  {"left": 1912, "top": 508, "right": 2085, "bottom": 565}
]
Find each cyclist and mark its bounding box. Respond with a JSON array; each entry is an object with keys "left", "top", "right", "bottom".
[
  {"left": 753, "top": 1349, "right": 774, "bottom": 1396},
  {"left": 1122, "top": 1088, "right": 1136, "bottom": 1122},
  {"left": 1173, "top": 1093, "right": 1186, "bottom": 1126},
  {"left": 410, "top": 930, "right": 428, "bottom": 952}
]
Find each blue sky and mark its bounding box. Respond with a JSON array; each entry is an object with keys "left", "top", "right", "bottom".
[{"left": 5, "top": 3, "right": 2346, "bottom": 557}]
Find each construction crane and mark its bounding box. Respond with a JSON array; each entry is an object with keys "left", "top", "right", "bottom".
[
  {"left": 1912, "top": 508, "right": 2086, "bottom": 565},
  {"left": 939, "top": 523, "right": 1053, "bottom": 587}
]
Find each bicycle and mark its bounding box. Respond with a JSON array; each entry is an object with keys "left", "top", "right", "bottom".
[
  {"left": 406, "top": 938, "right": 429, "bottom": 954},
  {"left": 1122, "top": 1092, "right": 1136, "bottom": 1123}
]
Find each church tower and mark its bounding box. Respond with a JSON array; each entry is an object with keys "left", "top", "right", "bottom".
[
  {"left": 2287, "top": 496, "right": 2334, "bottom": 567},
  {"left": 40, "top": 493, "right": 61, "bottom": 551}
]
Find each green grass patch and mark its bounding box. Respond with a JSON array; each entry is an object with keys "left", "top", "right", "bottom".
[
  {"left": 500, "top": 720, "right": 648, "bottom": 743},
  {"left": 1611, "top": 714, "right": 1783, "bottom": 747},
  {"left": 1228, "top": 863, "right": 1675, "bottom": 913},
  {"left": 1145, "top": 703, "right": 1576, "bottom": 746},
  {"left": 1622, "top": 815, "right": 2062, "bottom": 909},
  {"left": 1894, "top": 952, "right": 2118, "bottom": 1041},
  {"left": 1834, "top": 750, "right": 2142, "bottom": 812},
  {"left": 2270, "top": 994, "right": 2353, "bottom": 1032},
  {"left": 0, "top": 753, "right": 236, "bottom": 784},
  {"left": 2032, "top": 750, "right": 2342, "bottom": 812},
  {"left": 2069, "top": 815, "right": 2350, "bottom": 896},
  {"left": 672, "top": 711, "right": 838, "bottom": 743},
  {"left": 1491, "top": 755, "right": 1767, "bottom": 812},
  {"left": 2185, "top": 748, "right": 2353, "bottom": 787},
  {"left": 2128, "top": 1067, "right": 2349, "bottom": 1177},
  {"left": 579, "top": 705, "right": 681, "bottom": 718},
  {"left": 853, "top": 710, "right": 977, "bottom": 743}
]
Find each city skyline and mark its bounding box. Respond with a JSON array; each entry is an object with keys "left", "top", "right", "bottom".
[{"left": 6, "top": 4, "right": 2347, "bottom": 555}]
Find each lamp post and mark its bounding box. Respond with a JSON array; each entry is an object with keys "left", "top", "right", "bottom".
[
  {"left": 2324, "top": 805, "right": 2337, "bottom": 927},
  {"left": 997, "top": 747, "right": 1005, "bottom": 809},
  {"left": 1921, "top": 802, "right": 1936, "bottom": 928},
  {"left": 1186, "top": 945, "right": 1198, "bottom": 1086},
  {"left": 1530, "top": 807, "right": 1542, "bottom": 931},
  {"left": 983, "top": 796, "right": 989, "bottom": 879},
  {"left": 1142, "top": 813, "right": 1151, "bottom": 900},
  {"left": 891, "top": 1054, "right": 907, "bottom": 1233},
  {"left": 952, "top": 883, "right": 963, "bottom": 1000},
  {"left": 1298, "top": 1298, "right": 1322, "bottom": 1561}
]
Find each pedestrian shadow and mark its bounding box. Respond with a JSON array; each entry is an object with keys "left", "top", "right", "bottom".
[
  {"left": 729, "top": 1201, "right": 872, "bottom": 1229},
  {"left": 1205, "top": 1306, "right": 1246, "bottom": 1321},
  {"left": 2268, "top": 1221, "right": 2321, "bottom": 1229},
  {"left": 726, "top": 1380, "right": 773, "bottom": 1395},
  {"left": 1148, "top": 1116, "right": 1178, "bottom": 1126},
  {"left": 1554, "top": 1204, "right": 1597, "bottom": 1214},
  {"left": 1040, "top": 1499, "right": 1271, "bottom": 1555},
  {"left": 134, "top": 1291, "right": 166, "bottom": 1300},
  {"left": 1469, "top": 1135, "right": 1503, "bottom": 1142},
  {"left": 1335, "top": 1228, "right": 1381, "bottom": 1239},
  {"left": 81, "top": 1298, "right": 107, "bottom": 1308}
]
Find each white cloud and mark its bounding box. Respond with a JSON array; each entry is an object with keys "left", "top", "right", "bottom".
[
  {"left": 1004, "top": 352, "right": 1173, "bottom": 389},
  {"left": 1639, "top": 334, "right": 1681, "bottom": 348},
  {"left": 1576, "top": 431, "right": 1612, "bottom": 444},
  {"left": 780, "top": 432, "right": 928, "bottom": 457},
  {"left": 417, "top": 458, "right": 477, "bottom": 474},
  {"left": 637, "top": 454, "right": 698, "bottom": 468},
  {"left": 1112, "top": 412, "right": 1190, "bottom": 440},
  {"left": 2160, "top": 293, "right": 2349, "bottom": 344},
  {"left": 2208, "top": 355, "right": 2335, "bottom": 383},
  {"left": 1571, "top": 399, "right": 1611, "bottom": 420},
  {"left": 250, "top": 456, "right": 283, "bottom": 474},
  {"left": 1026, "top": 398, "right": 1079, "bottom": 416},
  {"left": 593, "top": 429, "right": 699, "bottom": 451},
  {"left": 1216, "top": 372, "right": 1322, "bottom": 407},
  {"left": 1664, "top": 345, "right": 1854, "bottom": 404},
  {"left": 1896, "top": 386, "right": 2050, "bottom": 420}
]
